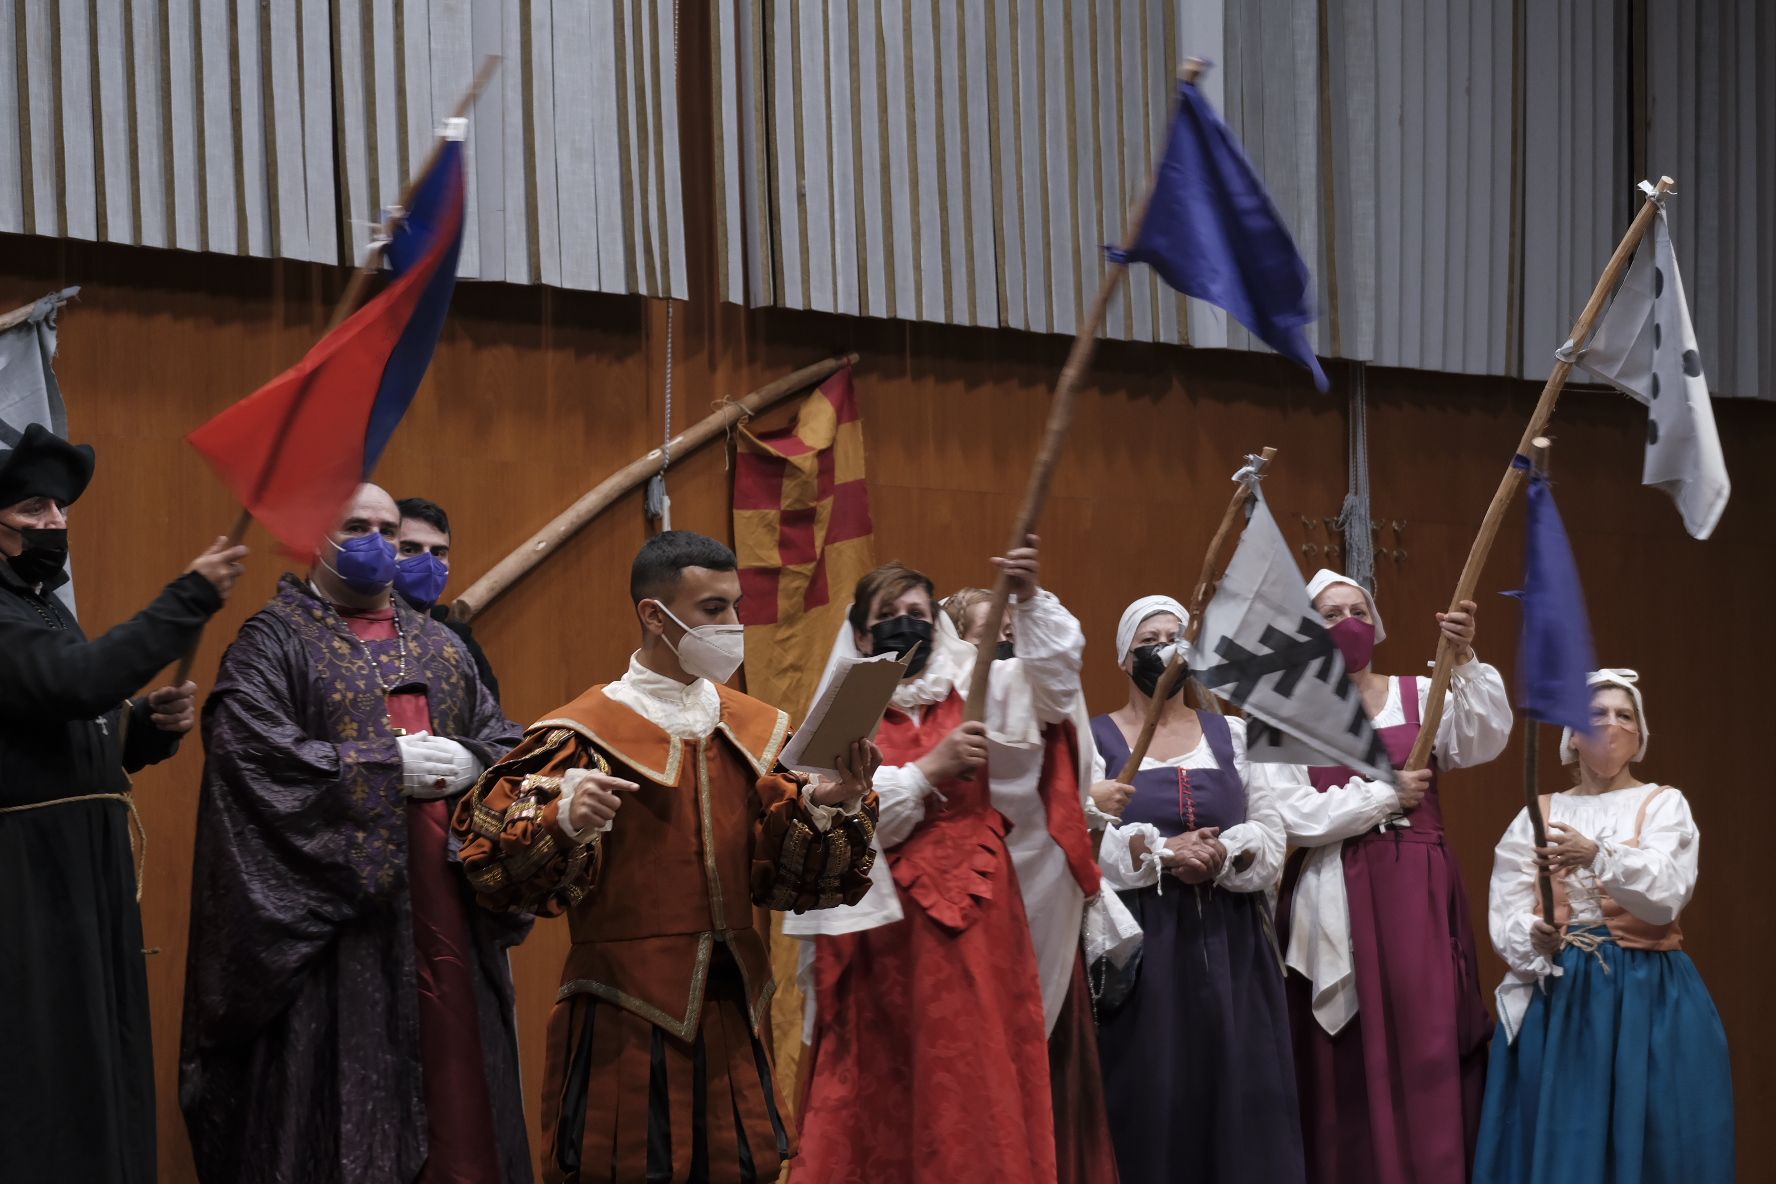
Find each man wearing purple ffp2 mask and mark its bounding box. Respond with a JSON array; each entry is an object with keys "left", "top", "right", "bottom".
[
  {"left": 397, "top": 495, "right": 501, "bottom": 704},
  {"left": 182, "top": 482, "right": 532, "bottom": 1184}
]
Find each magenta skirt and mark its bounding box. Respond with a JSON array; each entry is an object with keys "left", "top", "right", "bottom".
[{"left": 1278, "top": 828, "right": 1492, "bottom": 1184}]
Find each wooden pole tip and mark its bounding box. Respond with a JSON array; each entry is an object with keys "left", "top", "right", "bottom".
[
  {"left": 1656, "top": 175, "right": 1676, "bottom": 193},
  {"left": 1179, "top": 57, "right": 1208, "bottom": 84},
  {"left": 1529, "top": 435, "right": 1552, "bottom": 476}
]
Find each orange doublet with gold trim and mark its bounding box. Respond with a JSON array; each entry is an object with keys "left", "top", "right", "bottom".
[
  {"left": 453, "top": 681, "right": 878, "bottom": 1183},
  {"left": 457, "top": 682, "right": 876, "bottom": 1035}
]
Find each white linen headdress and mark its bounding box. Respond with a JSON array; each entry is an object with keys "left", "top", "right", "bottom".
[
  {"left": 1560, "top": 667, "right": 1649, "bottom": 764},
  {"left": 1115, "top": 595, "right": 1189, "bottom": 666},
  {"left": 1305, "top": 569, "right": 1387, "bottom": 644}
]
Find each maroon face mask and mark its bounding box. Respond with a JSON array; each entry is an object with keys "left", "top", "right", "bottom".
[{"left": 1328, "top": 616, "right": 1376, "bottom": 672}]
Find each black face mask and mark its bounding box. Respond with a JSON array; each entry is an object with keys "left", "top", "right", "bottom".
[
  {"left": 870, "top": 615, "right": 934, "bottom": 678},
  {"left": 994, "top": 640, "right": 1016, "bottom": 662},
  {"left": 1129, "top": 643, "right": 1186, "bottom": 699},
  {"left": 6, "top": 526, "right": 69, "bottom": 585}
]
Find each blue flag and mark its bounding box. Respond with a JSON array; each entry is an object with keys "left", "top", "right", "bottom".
[
  {"left": 1508, "top": 463, "right": 1596, "bottom": 733},
  {"left": 1108, "top": 76, "right": 1328, "bottom": 391}
]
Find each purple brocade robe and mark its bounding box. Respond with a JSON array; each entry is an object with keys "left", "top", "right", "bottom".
[{"left": 179, "top": 575, "right": 531, "bottom": 1184}]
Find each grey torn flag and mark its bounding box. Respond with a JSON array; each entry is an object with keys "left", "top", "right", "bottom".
[
  {"left": 0, "top": 286, "right": 82, "bottom": 616},
  {"left": 1192, "top": 486, "right": 1392, "bottom": 781}
]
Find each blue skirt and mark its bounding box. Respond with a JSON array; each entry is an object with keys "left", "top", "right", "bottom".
[{"left": 1475, "top": 937, "right": 1734, "bottom": 1184}]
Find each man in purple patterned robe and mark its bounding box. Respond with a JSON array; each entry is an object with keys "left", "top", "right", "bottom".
[{"left": 179, "top": 484, "right": 532, "bottom": 1184}]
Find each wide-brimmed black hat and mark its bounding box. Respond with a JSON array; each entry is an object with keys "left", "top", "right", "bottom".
[{"left": 0, "top": 421, "right": 96, "bottom": 508}]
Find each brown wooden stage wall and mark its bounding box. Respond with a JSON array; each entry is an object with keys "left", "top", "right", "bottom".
[{"left": 2, "top": 229, "right": 1770, "bottom": 1181}]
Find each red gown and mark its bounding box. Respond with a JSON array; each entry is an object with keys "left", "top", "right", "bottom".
[
  {"left": 345, "top": 609, "right": 501, "bottom": 1184},
  {"left": 796, "top": 689, "right": 1056, "bottom": 1183}
]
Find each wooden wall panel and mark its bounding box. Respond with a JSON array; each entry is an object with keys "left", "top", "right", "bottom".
[{"left": 1, "top": 226, "right": 1771, "bottom": 1182}]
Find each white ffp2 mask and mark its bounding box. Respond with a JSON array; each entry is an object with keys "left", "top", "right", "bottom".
[{"left": 655, "top": 602, "right": 745, "bottom": 684}]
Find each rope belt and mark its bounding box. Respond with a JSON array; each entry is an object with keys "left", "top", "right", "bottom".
[
  {"left": 1561, "top": 925, "right": 1614, "bottom": 974},
  {"left": 0, "top": 793, "right": 147, "bottom": 901}
]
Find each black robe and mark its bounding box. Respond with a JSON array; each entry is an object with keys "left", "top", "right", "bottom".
[
  {"left": 0, "top": 563, "right": 222, "bottom": 1184},
  {"left": 179, "top": 575, "right": 532, "bottom": 1184}
]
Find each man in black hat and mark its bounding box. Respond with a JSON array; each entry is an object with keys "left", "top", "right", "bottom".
[{"left": 0, "top": 421, "right": 248, "bottom": 1183}]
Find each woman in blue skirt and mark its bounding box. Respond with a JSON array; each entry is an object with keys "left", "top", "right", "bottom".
[{"left": 1477, "top": 668, "right": 1733, "bottom": 1184}]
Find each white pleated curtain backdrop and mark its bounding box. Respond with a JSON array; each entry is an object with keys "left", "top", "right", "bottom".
[
  {"left": 713, "top": 0, "right": 1769, "bottom": 399},
  {"left": 0, "top": 1, "right": 1767, "bottom": 395},
  {"left": 0, "top": 0, "right": 688, "bottom": 298}
]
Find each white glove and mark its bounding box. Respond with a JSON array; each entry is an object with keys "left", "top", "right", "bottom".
[{"left": 398, "top": 732, "right": 483, "bottom": 799}]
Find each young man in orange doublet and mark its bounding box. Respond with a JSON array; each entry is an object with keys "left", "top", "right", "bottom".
[{"left": 454, "top": 531, "right": 879, "bottom": 1184}]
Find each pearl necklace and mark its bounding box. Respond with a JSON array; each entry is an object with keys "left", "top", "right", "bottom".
[
  {"left": 315, "top": 590, "right": 412, "bottom": 694},
  {"left": 352, "top": 608, "right": 411, "bottom": 694}
]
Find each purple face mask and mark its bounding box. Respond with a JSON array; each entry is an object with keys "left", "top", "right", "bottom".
[
  {"left": 395, "top": 552, "right": 450, "bottom": 607},
  {"left": 327, "top": 532, "right": 397, "bottom": 595}
]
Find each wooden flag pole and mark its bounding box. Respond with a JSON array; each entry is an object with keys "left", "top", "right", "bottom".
[
  {"left": 322, "top": 56, "right": 502, "bottom": 336},
  {"left": 1115, "top": 446, "right": 1275, "bottom": 779},
  {"left": 1523, "top": 436, "right": 1559, "bottom": 926},
  {"left": 449, "top": 352, "right": 861, "bottom": 623},
  {"left": 1403, "top": 176, "right": 1675, "bottom": 772},
  {"left": 170, "top": 58, "right": 503, "bottom": 684},
  {"left": 963, "top": 57, "right": 1207, "bottom": 723}
]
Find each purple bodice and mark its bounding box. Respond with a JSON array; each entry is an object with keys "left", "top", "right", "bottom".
[
  {"left": 1307, "top": 674, "right": 1445, "bottom": 838},
  {"left": 1090, "top": 710, "right": 1246, "bottom": 837}
]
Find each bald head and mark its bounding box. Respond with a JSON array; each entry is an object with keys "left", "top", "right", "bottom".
[{"left": 338, "top": 483, "right": 399, "bottom": 534}]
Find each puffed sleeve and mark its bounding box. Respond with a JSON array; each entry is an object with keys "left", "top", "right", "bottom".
[
  {"left": 1007, "top": 590, "right": 1085, "bottom": 724},
  {"left": 752, "top": 770, "right": 880, "bottom": 912},
  {"left": 1429, "top": 657, "right": 1513, "bottom": 769},
  {"left": 1082, "top": 746, "right": 1122, "bottom": 830},
  {"left": 1098, "top": 820, "right": 1165, "bottom": 891},
  {"left": 451, "top": 727, "right": 602, "bottom": 917},
  {"left": 871, "top": 762, "right": 942, "bottom": 848},
  {"left": 1275, "top": 768, "right": 1399, "bottom": 846},
  {"left": 1591, "top": 787, "right": 1699, "bottom": 925},
  {"left": 1489, "top": 806, "right": 1554, "bottom": 979},
  {"left": 1214, "top": 720, "right": 1289, "bottom": 893}
]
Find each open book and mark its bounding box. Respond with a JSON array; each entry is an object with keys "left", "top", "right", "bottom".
[{"left": 780, "top": 649, "right": 911, "bottom": 779}]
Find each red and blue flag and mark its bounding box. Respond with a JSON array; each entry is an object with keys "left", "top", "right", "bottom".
[{"left": 187, "top": 133, "right": 466, "bottom": 554}]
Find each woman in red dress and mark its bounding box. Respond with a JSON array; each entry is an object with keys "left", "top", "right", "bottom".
[{"left": 790, "top": 541, "right": 1087, "bottom": 1184}]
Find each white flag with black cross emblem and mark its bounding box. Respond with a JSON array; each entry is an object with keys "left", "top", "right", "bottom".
[
  {"left": 1192, "top": 487, "right": 1392, "bottom": 781},
  {"left": 1562, "top": 185, "right": 1731, "bottom": 539}
]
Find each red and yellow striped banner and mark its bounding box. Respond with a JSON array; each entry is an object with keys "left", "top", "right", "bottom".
[{"left": 732, "top": 366, "right": 875, "bottom": 1119}]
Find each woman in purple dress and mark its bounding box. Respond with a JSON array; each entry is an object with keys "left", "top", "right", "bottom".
[
  {"left": 1091, "top": 596, "right": 1304, "bottom": 1184},
  {"left": 1275, "top": 570, "right": 1512, "bottom": 1184}
]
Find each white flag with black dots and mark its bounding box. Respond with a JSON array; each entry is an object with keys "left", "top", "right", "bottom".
[
  {"left": 1192, "top": 487, "right": 1392, "bottom": 781},
  {"left": 1567, "top": 190, "right": 1731, "bottom": 539}
]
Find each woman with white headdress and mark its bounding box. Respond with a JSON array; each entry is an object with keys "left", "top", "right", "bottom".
[
  {"left": 1475, "top": 668, "right": 1732, "bottom": 1184},
  {"left": 1090, "top": 595, "right": 1304, "bottom": 1184},
  {"left": 939, "top": 584, "right": 1128, "bottom": 1182},
  {"left": 1274, "top": 570, "right": 1511, "bottom": 1184},
  {"left": 789, "top": 538, "right": 1113, "bottom": 1184}
]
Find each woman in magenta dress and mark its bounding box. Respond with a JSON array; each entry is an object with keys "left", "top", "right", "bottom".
[{"left": 1275, "top": 570, "right": 1512, "bottom": 1184}]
